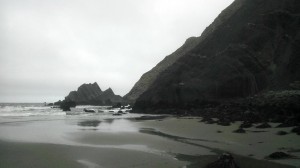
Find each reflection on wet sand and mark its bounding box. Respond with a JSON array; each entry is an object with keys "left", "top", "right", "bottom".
[{"left": 78, "top": 120, "right": 101, "bottom": 127}]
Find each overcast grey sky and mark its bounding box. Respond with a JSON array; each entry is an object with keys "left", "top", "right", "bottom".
[{"left": 0, "top": 0, "right": 234, "bottom": 103}]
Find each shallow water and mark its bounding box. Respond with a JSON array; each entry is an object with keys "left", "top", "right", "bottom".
[{"left": 0, "top": 104, "right": 299, "bottom": 168}]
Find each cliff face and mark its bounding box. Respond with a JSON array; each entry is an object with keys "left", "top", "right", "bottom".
[
  {"left": 124, "top": 0, "right": 248, "bottom": 103},
  {"left": 64, "top": 82, "right": 123, "bottom": 105},
  {"left": 134, "top": 0, "right": 300, "bottom": 111},
  {"left": 124, "top": 36, "right": 201, "bottom": 103}
]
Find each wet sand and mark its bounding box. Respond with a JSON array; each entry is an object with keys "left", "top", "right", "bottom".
[{"left": 0, "top": 115, "right": 299, "bottom": 168}]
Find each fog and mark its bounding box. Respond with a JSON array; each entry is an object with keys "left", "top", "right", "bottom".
[{"left": 0, "top": 0, "right": 234, "bottom": 102}]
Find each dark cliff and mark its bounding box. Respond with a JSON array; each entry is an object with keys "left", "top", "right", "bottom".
[
  {"left": 124, "top": 36, "right": 201, "bottom": 103},
  {"left": 64, "top": 82, "right": 123, "bottom": 105},
  {"left": 134, "top": 0, "right": 300, "bottom": 112}
]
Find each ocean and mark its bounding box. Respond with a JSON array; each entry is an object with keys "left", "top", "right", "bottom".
[
  {"left": 0, "top": 103, "right": 129, "bottom": 117},
  {"left": 0, "top": 103, "right": 65, "bottom": 117}
]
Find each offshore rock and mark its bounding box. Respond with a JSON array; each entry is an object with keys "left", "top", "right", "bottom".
[{"left": 59, "top": 82, "right": 124, "bottom": 106}]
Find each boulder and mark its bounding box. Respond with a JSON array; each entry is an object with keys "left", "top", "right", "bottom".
[
  {"left": 60, "top": 100, "right": 76, "bottom": 111},
  {"left": 240, "top": 122, "right": 252, "bottom": 128},
  {"left": 256, "top": 122, "right": 272, "bottom": 129},
  {"left": 268, "top": 152, "right": 292, "bottom": 159},
  {"left": 206, "top": 153, "right": 239, "bottom": 168}
]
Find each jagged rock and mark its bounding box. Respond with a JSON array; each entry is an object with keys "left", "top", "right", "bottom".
[
  {"left": 268, "top": 152, "right": 292, "bottom": 159},
  {"left": 206, "top": 153, "right": 239, "bottom": 168},
  {"left": 61, "top": 82, "right": 124, "bottom": 105},
  {"left": 256, "top": 122, "right": 272, "bottom": 129}
]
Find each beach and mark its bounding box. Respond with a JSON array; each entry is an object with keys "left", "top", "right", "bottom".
[{"left": 0, "top": 107, "right": 299, "bottom": 168}]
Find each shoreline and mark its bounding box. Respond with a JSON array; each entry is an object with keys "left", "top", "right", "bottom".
[{"left": 0, "top": 115, "right": 299, "bottom": 168}]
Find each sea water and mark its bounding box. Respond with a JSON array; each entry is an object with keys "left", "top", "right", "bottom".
[{"left": 0, "top": 103, "right": 65, "bottom": 117}]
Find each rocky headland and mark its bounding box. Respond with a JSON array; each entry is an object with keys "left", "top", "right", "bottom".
[
  {"left": 55, "top": 82, "right": 124, "bottom": 110},
  {"left": 131, "top": 0, "right": 300, "bottom": 125}
]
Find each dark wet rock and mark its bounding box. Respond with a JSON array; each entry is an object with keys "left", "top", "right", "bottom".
[
  {"left": 206, "top": 153, "right": 239, "bottom": 168},
  {"left": 118, "top": 110, "right": 126, "bottom": 114},
  {"left": 59, "top": 100, "right": 76, "bottom": 111},
  {"left": 60, "top": 82, "right": 124, "bottom": 106},
  {"left": 112, "top": 103, "right": 122, "bottom": 108},
  {"left": 276, "top": 118, "right": 299, "bottom": 128},
  {"left": 54, "top": 100, "right": 62, "bottom": 106},
  {"left": 256, "top": 122, "right": 272, "bottom": 129},
  {"left": 133, "top": 115, "right": 168, "bottom": 121},
  {"left": 240, "top": 122, "right": 252, "bottom": 128},
  {"left": 201, "top": 117, "right": 216, "bottom": 124},
  {"left": 291, "top": 126, "right": 300, "bottom": 135},
  {"left": 268, "top": 152, "right": 292, "bottom": 159},
  {"left": 206, "top": 120, "right": 217, "bottom": 124},
  {"left": 233, "top": 128, "right": 246, "bottom": 133},
  {"left": 84, "top": 108, "right": 96, "bottom": 113},
  {"left": 78, "top": 120, "right": 101, "bottom": 127},
  {"left": 217, "top": 119, "right": 231, "bottom": 126},
  {"left": 47, "top": 103, "right": 54, "bottom": 106},
  {"left": 277, "top": 131, "right": 288, "bottom": 135}
]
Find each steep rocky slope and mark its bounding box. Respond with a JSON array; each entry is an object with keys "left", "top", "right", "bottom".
[
  {"left": 124, "top": 37, "right": 200, "bottom": 103},
  {"left": 125, "top": 0, "right": 247, "bottom": 103},
  {"left": 134, "top": 0, "right": 300, "bottom": 113},
  {"left": 64, "top": 82, "right": 123, "bottom": 105}
]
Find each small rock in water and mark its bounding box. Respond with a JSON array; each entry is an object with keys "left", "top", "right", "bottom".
[
  {"left": 206, "top": 153, "right": 240, "bottom": 168},
  {"left": 256, "top": 122, "right": 272, "bottom": 128},
  {"left": 277, "top": 131, "right": 288, "bottom": 135},
  {"left": 233, "top": 128, "right": 246, "bottom": 133},
  {"left": 268, "top": 152, "right": 292, "bottom": 159}
]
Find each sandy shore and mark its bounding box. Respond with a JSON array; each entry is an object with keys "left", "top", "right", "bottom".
[{"left": 0, "top": 115, "right": 299, "bottom": 168}]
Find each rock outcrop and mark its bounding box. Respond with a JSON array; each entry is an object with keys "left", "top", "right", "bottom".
[
  {"left": 63, "top": 82, "right": 123, "bottom": 105},
  {"left": 133, "top": 0, "right": 300, "bottom": 114}
]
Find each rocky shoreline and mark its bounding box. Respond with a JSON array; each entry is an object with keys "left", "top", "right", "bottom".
[{"left": 133, "top": 90, "right": 300, "bottom": 134}]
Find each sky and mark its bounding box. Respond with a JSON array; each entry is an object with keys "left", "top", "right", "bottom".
[{"left": 0, "top": 0, "right": 234, "bottom": 103}]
